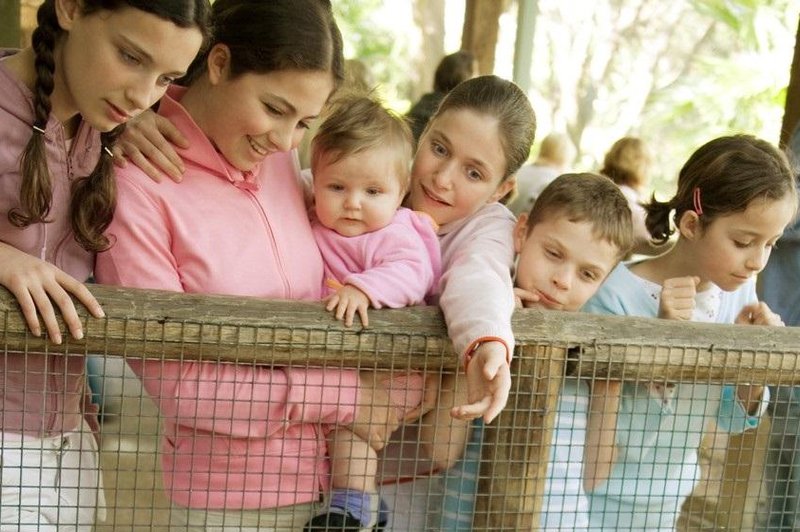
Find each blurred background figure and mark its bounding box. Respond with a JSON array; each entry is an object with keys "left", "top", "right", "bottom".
[
  {"left": 405, "top": 50, "right": 477, "bottom": 143},
  {"left": 599, "top": 136, "right": 667, "bottom": 256},
  {"left": 507, "top": 132, "right": 575, "bottom": 216},
  {"left": 759, "top": 123, "right": 800, "bottom": 532},
  {"left": 343, "top": 57, "right": 375, "bottom": 93}
]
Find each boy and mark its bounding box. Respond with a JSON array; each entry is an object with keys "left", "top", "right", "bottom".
[{"left": 438, "top": 172, "right": 634, "bottom": 530}]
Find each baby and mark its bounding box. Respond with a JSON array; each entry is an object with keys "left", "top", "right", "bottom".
[{"left": 304, "top": 93, "right": 441, "bottom": 531}]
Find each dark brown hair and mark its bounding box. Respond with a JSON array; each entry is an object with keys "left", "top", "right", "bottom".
[
  {"left": 433, "top": 50, "right": 476, "bottom": 94},
  {"left": 184, "top": 0, "right": 344, "bottom": 87},
  {"left": 527, "top": 173, "right": 634, "bottom": 259},
  {"left": 15, "top": 0, "right": 209, "bottom": 252},
  {"left": 425, "top": 75, "right": 536, "bottom": 181},
  {"left": 644, "top": 134, "right": 798, "bottom": 244}
]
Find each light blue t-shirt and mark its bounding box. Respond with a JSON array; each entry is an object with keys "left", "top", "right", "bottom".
[{"left": 581, "top": 263, "right": 768, "bottom": 530}]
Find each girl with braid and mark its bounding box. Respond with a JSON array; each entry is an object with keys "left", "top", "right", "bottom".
[{"left": 0, "top": 0, "right": 207, "bottom": 528}]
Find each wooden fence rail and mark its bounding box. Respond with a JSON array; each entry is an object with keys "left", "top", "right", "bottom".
[{"left": 1, "top": 284, "right": 799, "bottom": 529}]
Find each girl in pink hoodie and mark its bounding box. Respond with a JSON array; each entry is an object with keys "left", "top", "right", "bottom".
[
  {"left": 0, "top": 1, "right": 206, "bottom": 528},
  {"left": 115, "top": 73, "right": 538, "bottom": 531},
  {"left": 94, "top": 1, "right": 412, "bottom": 529}
]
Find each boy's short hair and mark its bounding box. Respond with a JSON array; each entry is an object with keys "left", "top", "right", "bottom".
[
  {"left": 311, "top": 91, "right": 413, "bottom": 191},
  {"left": 526, "top": 173, "right": 634, "bottom": 259}
]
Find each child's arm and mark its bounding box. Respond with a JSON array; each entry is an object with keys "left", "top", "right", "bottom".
[
  {"left": 583, "top": 380, "right": 621, "bottom": 491},
  {"left": 439, "top": 206, "right": 516, "bottom": 423},
  {"left": 0, "top": 242, "right": 103, "bottom": 343},
  {"left": 322, "top": 216, "right": 440, "bottom": 327},
  {"left": 733, "top": 302, "right": 782, "bottom": 414},
  {"left": 581, "top": 273, "right": 697, "bottom": 489},
  {"left": 451, "top": 341, "right": 512, "bottom": 422}
]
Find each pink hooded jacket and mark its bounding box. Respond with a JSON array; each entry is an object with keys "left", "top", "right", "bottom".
[
  {"left": 94, "top": 86, "right": 361, "bottom": 510},
  {"left": 0, "top": 52, "right": 101, "bottom": 437}
]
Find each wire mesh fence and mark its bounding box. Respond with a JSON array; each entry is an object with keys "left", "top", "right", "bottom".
[{"left": 1, "top": 284, "right": 799, "bottom": 530}]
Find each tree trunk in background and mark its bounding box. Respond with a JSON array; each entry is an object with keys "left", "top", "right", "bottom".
[
  {"left": 461, "top": 0, "right": 508, "bottom": 74},
  {"left": 0, "top": 0, "right": 20, "bottom": 48},
  {"left": 21, "top": 1, "right": 44, "bottom": 48},
  {"left": 781, "top": 15, "right": 800, "bottom": 148},
  {"left": 411, "top": 0, "right": 446, "bottom": 103}
]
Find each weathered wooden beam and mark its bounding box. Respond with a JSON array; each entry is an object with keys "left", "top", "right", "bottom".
[
  {"left": 475, "top": 344, "right": 566, "bottom": 530},
  {"left": 0, "top": 284, "right": 798, "bottom": 381}
]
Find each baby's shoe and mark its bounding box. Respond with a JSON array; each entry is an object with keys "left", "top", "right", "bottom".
[{"left": 304, "top": 489, "right": 388, "bottom": 531}]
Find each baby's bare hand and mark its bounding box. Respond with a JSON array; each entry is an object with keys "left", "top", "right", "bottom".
[{"left": 325, "top": 284, "right": 370, "bottom": 327}]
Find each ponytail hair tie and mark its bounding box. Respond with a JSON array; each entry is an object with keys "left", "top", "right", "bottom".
[
  {"left": 32, "top": 124, "right": 46, "bottom": 135},
  {"left": 692, "top": 186, "right": 703, "bottom": 216}
]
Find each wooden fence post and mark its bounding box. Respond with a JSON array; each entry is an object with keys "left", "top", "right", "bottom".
[{"left": 474, "top": 344, "right": 567, "bottom": 529}]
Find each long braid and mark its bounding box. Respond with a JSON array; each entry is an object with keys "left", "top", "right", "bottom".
[
  {"left": 69, "top": 126, "right": 123, "bottom": 251},
  {"left": 11, "top": 1, "right": 59, "bottom": 228}
]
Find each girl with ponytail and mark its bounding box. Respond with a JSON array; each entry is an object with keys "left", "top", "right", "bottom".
[
  {"left": 582, "top": 135, "right": 797, "bottom": 529},
  {"left": 0, "top": 0, "right": 207, "bottom": 527}
]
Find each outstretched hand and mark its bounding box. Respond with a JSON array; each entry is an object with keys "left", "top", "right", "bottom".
[
  {"left": 451, "top": 341, "right": 511, "bottom": 424},
  {"left": 0, "top": 243, "right": 104, "bottom": 343},
  {"left": 113, "top": 109, "right": 189, "bottom": 182}
]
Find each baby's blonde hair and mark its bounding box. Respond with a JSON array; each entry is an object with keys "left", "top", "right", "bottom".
[{"left": 311, "top": 92, "right": 413, "bottom": 192}]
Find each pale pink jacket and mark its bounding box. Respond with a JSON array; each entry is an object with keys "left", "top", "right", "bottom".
[
  {"left": 313, "top": 207, "right": 442, "bottom": 308},
  {"left": 0, "top": 52, "right": 101, "bottom": 437},
  {"left": 94, "top": 87, "right": 361, "bottom": 510},
  {"left": 379, "top": 202, "right": 517, "bottom": 485},
  {"left": 437, "top": 202, "right": 516, "bottom": 364}
]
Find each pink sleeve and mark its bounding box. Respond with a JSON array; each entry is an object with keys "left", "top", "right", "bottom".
[
  {"left": 439, "top": 210, "right": 516, "bottom": 364},
  {"left": 345, "top": 224, "right": 440, "bottom": 309},
  {"left": 95, "top": 175, "right": 360, "bottom": 438},
  {"left": 126, "top": 359, "right": 360, "bottom": 438}
]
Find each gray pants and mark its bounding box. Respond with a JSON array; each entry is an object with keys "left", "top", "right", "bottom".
[{"left": 169, "top": 501, "right": 320, "bottom": 531}]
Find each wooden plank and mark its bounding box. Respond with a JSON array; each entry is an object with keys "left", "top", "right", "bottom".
[
  {"left": 474, "top": 345, "right": 566, "bottom": 529},
  {"left": 1, "top": 285, "right": 799, "bottom": 382}
]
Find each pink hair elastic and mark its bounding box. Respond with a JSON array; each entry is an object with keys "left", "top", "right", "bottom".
[{"left": 693, "top": 186, "right": 703, "bottom": 216}]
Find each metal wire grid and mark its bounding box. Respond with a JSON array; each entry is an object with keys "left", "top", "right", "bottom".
[{"left": 0, "top": 285, "right": 799, "bottom": 530}]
